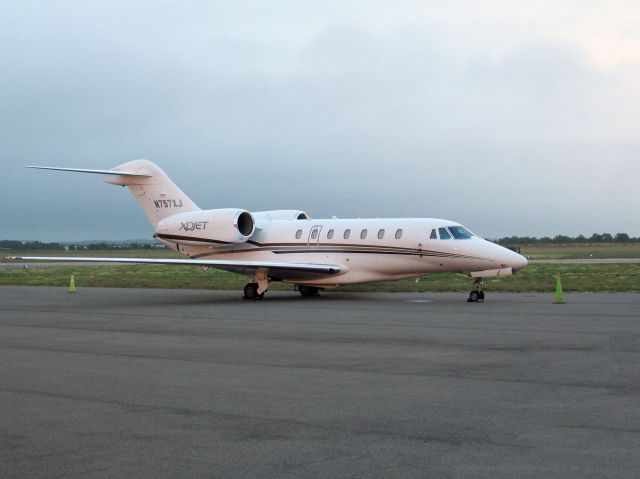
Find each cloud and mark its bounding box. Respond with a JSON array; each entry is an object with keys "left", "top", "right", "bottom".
[{"left": 0, "top": 1, "right": 638, "bottom": 240}]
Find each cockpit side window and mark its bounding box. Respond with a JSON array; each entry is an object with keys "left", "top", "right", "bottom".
[
  {"left": 438, "top": 227, "right": 452, "bottom": 240},
  {"left": 430, "top": 229, "right": 437, "bottom": 239},
  {"left": 448, "top": 226, "right": 474, "bottom": 239}
]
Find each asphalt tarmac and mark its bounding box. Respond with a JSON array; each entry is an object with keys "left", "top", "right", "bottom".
[{"left": 1, "top": 287, "right": 639, "bottom": 478}]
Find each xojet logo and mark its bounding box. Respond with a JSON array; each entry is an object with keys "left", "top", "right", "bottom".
[{"left": 179, "top": 221, "right": 209, "bottom": 232}]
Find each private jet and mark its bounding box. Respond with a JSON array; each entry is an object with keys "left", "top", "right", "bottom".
[{"left": 18, "top": 160, "right": 527, "bottom": 301}]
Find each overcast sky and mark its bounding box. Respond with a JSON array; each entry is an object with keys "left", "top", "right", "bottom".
[{"left": 1, "top": 0, "right": 639, "bottom": 241}]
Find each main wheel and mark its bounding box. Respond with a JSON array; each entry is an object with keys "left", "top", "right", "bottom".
[
  {"left": 243, "top": 282, "right": 259, "bottom": 299},
  {"left": 478, "top": 291, "right": 485, "bottom": 302},
  {"left": 299, "top": 285, "right": 320, "bottom": 297},
  {"left": 468, "top": 291, "right": 479, "bottom": 302}
]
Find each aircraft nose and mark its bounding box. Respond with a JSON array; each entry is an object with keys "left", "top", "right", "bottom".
[
  {"left": 493, "top": 243, "right": 528, "bottom": 271},
  {"left": 507, "top": 250, "right": 528, "bottom": 271}
]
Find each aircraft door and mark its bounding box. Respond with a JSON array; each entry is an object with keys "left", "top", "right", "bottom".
[{"left": 308, "top": 225, "right": 322, "bottom": 247}]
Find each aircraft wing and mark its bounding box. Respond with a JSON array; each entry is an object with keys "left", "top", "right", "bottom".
[{"left": 11, "top": 256, "right": 343, "bottom": 281}]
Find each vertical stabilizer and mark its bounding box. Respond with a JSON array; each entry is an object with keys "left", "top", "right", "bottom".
[{"left": 104, "top": 160, "right": 200, "bottom": 227}]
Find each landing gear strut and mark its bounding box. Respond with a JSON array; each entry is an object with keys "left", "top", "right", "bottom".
[
  {"left": 468, "top": 278, "right": 485, "bottom": 302},
  {"left": 243, "top": 268, "right": 269, "bottom": 300},
  {"left": 298, "top": 285, "right": 320, "bottom": 297}
]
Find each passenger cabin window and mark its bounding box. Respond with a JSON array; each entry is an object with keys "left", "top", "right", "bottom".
[
  {"left": 327, "top": 229, "right": 334, "bottom": 239},
  {"left": 344, "top": 229, "right": 351, "bottom": 239},
  {"left": 311, "top": 229, "right": 318, "bottom": 240},
  {"left": 430, "top": 229, "right": 437, "bottom": 239},
  {"left": 295, "top": 229, "right": 302, "bottom": 239},
  {"left": 378, "top": 229, "right": 385, "bottom": 239},
  {"left": 360, "top": 229, "right": 368, "bottom": 239},
  {"left": 448, "top": 226, "right": 474, "bottom": 239},
  {"left": 395, "top": 229, "right": 403, "bottom": 239},
  {"left": 438, "top": 227, "right": 452, "bottom": 240}
]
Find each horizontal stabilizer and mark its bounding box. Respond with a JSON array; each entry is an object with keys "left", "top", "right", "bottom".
[{"left": 25, "top": 166, "right": 152, "bottom": 177}]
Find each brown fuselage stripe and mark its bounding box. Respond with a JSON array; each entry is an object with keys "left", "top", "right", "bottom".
[
  {"left": 154, "top": 233, "right": 233, "bottom": 245},
  {"left": 189, "top": 244, "right": 487, "bottom": 261}
]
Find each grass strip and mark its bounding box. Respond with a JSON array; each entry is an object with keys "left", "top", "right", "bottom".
[{"left": 1, "top": 263, "right": 638, "bottom": 292}]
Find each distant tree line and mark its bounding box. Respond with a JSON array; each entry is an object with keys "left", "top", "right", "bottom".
[
  {"left": 496, "top": 233, "right": 639, "bottom": 245},
  {"left": 0, "top": 240, "right": 65, "bottom": 251},
  {"left": 0, "top": 240, "right": 163, "bottom": 251}
]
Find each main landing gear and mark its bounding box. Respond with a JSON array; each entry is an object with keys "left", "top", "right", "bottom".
[
  {"left": 468, "top": 278, "right": 485, "bottom": 303},
  {"left": 243, "top": 282, "right": 264, "bottom": 300},
  {"left": 298, "top": 285, "right": 320, "bottom": 297},
  {"left": 243, "top": 268, "right": 269, "bottom": 300}
]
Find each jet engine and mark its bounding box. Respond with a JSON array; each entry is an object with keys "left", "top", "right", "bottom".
[{"left": 155, "top": 208, "right": 255, "bottom": 246}]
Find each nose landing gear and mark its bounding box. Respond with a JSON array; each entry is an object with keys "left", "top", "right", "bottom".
[{"left": 468, "top": 279, "right": 485, "bottom": 302}]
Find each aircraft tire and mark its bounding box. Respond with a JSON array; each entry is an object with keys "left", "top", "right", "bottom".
[
  {"left": 299, "top": 285, "right": 320, "bottom": 297},
  {"left": 243, "top": 282, "right": 259, "bottom": 299}
]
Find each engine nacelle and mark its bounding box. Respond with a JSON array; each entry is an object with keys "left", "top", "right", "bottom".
[
  {"left": 251, "top": 210, "right": 310, "bottom": 221},
  {"left": 156, "top": 208, "right": 255, "bottom": 246}
]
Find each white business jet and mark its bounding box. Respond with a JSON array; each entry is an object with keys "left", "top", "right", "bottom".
[{"left": 20, "top": 160, "right": 527, "bottom": 301}]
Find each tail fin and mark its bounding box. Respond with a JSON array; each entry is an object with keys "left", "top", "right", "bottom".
[{"left": 26, "top": 159, "right": 200, "bottom": 228}]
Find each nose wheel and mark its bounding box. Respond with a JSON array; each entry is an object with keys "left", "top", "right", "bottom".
[{"left": 468, "top": 279, "right": 485, "bottom": 302}]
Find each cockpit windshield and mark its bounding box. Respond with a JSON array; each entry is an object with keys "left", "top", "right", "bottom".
[
  {"left": 438, "top": 227, "right": 451, "bottom": 239},
  {"left": 448, "top": 226, "right": 474, "bottom": 239}
]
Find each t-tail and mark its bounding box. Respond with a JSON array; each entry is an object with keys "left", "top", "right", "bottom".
[{"left": 26, "top": 159, "right": 200, "bottom": 228}]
